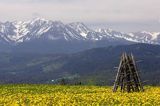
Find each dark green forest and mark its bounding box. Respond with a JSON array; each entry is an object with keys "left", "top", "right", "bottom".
[{"left": 0, "top": 43, "right": 160, "bottom": 85}]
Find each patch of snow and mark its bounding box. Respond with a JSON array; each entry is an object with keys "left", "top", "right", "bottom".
[
  {"left": 80, "top": 32, "right": 87, "bottom": 38},
  {"left": 151, "top": 32, "right": 160, "bottom": 40},
  {"left": 128, "top": 33, "right": 135, "bottom": 37},
  {"left": 37, "top": 27, "right": 51, "bottom": 35},
  {"left": 123, "top": 37, "right": 139, "bottom": 42},
  {"left": 141, "top": 31, "right": 152, "bottom": 35}
]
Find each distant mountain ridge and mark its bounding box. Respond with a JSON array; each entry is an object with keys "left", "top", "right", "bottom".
[
  {"left": 0, "top": 43, "right": 160, "bottom": 85},
  {"left": 0, "top": 18, "right": 160, "bottom": 44},
  {"left": 0, "top": 18, "right": 160, "bottom": 53}
]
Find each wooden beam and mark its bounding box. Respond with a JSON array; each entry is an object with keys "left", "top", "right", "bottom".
[{"left": 113, "top": 53, "right": 144, "bottom": 92}]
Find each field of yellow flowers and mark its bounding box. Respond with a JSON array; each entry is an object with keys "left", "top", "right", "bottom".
[{"left": 0, "top": 85, "right": 160, "bottom": 106}]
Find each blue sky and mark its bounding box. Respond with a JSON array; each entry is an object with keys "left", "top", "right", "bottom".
[{"left": 0, "top": 0, "right": 160, "bottom": 32}]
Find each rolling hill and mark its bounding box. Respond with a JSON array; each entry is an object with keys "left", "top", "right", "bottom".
[{"left": 0, "top": 43, "right": 160, "bottom": 85}]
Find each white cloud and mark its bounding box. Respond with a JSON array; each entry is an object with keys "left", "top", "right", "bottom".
[{"left": 0, "top": 0, "right": 160, "bottom": 32}]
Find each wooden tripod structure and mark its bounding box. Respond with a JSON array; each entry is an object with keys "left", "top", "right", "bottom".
[{"left": 113, "top": 53, "right": 144, "bottom": 92}]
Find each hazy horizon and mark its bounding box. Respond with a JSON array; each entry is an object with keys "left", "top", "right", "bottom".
[{"left": 0, "top": 0, "right": 160, "bottom": 32}]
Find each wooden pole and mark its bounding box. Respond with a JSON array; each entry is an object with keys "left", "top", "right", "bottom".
[{"left": 113, "top": 53, "right": 124, "bottom": 92}]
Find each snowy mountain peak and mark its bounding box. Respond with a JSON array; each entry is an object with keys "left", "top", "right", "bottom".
[
  {"left": 30, "top": 17, "right": 49, "bottom": 23},
  {"left": 0, "top": 18, "right": 160, "bottom": 45},
  {"left": 134, "top": 31, "right": 160, "bottom": 41},
  {"left": 96, "top": 28, "right": 113, "bottom": 33},
  {"left": 151, "top": 32, "right": 160, "bottom": 39},
  {"left": 140, "top": 31, "right": 152, "bottom": 34},
  {"left": 67, "top": 22, "right": 91, "bottom": 38},
  {"left": 138, "top": 31, "right": 160, "bottom": 37},
  {"left": 68, "top": 22, "right": 86, "bottom": 27},
  {"left": 67, "top": 22, "right": 90, "bottom": 32}
]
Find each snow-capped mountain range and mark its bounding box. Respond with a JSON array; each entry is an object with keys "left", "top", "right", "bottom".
[{"left": 0, "top": 18, "right": 160, "bottom": 45}]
